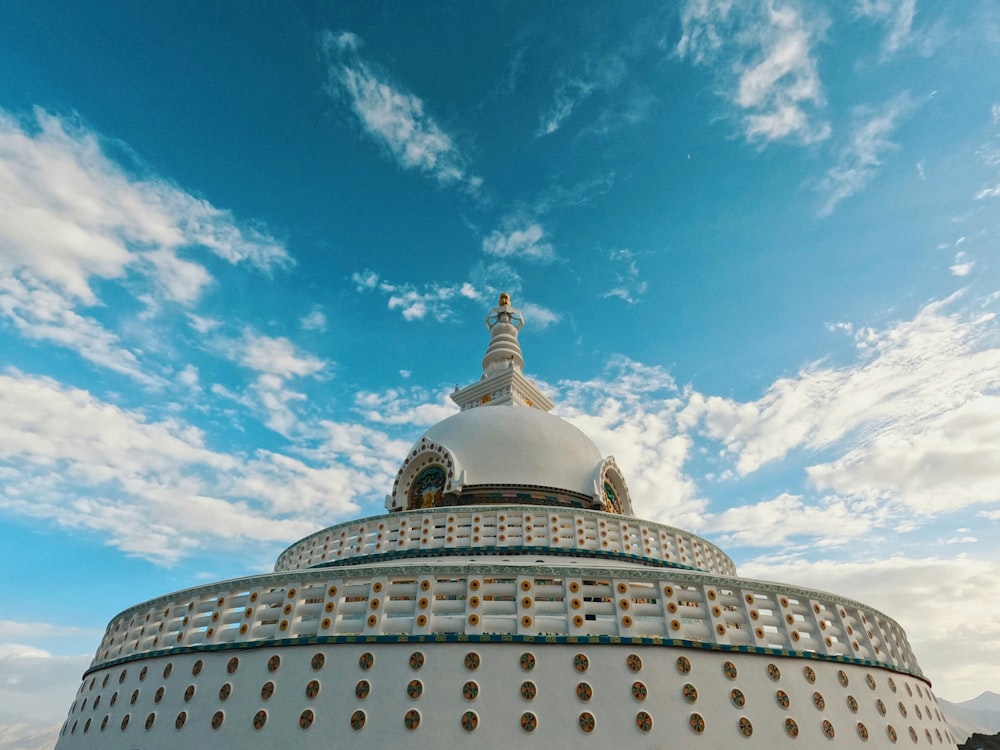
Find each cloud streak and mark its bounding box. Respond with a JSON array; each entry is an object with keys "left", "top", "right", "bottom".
[
  {"left": 321, "top": 31, "right": 481, "bottom": 191},
  {"left": 677, "top": 0, "right": 830, "bottom": 144},
  {"left": 816, "top": 92, "right": 917, "bottom": 215}
]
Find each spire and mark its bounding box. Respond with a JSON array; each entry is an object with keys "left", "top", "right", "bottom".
[
  {"left": 482, "top": 292, "right": 524, "bottom": 375},
  {"left": 450, "top": 293, "right": 554, "bottom": 412}
]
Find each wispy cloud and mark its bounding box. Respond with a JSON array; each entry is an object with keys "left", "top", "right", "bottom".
[
  {"left": 216, "top": 329, "right": 328, "bottom": 436},
  {"left": 320, "top": 31, "right": 482, "bottom": 191},
  {"left": 681, "top": 292, "right": 1000, "bottom": 516},
  {"left": 602, "top": 248, "right": 647, "bottom": 303},
  {"left": 521, "top": 302, "right": 561, "bottom": 330},
  {"left": 0, "top": 107, "right": 290, "bottom": 384},
  {"left": 482, "top": 216, "right": 556, "bottom": 263},
  {"left": 816, "top": 92, "right": 917, "bottom": 215},
  {"left": 677, "top": 0, "right": 830, "bottom": 145},
  {"left": 855, "top": 0, "right": 917, "bottom": 56},
  {"left": 0, "top": 371, "right": 403, "bottom": 565}
]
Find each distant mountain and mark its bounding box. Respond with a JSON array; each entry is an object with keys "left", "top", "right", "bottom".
[{"left": 941, "top": 692, "right": 1000, "bottom": 744}]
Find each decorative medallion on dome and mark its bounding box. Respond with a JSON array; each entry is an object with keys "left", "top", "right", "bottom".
[{"left": 408, "top": 466, "right": 446, "bottom": 509}]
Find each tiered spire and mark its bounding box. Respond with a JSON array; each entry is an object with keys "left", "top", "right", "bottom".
[{"left": 450, "top": 293, "right": 554, "bottom": 412}]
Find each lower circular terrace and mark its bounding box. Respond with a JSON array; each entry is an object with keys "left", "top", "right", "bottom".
[
  {"left": 274, "top": 506, "right": 738, "bottom": 576},
  {"left": 88, "top": 561, "right": 922, "bottom": 680}
]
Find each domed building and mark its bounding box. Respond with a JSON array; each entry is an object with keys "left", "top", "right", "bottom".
[{"left": 56, "top": 295, "right": 954, "bottom": 748}]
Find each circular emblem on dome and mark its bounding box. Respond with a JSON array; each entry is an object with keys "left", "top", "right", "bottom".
[
  {"left": 464, "top": 652, "right": 480, "bottom": 671},
  {"left": 227, "top": 657, "right": 239, "bottom": 674},
  {"left": 683, "top": 683, "right": 698, "bottom": 703},
  {"left": 898, "top": 701, "right": 907, "bottom": 718},
  {"left": 408, "top": 466, "right": 446, "bottom": 509},
  {"left": 676, "top": 656, "right": 691, "bottom": 674},
  {"left": 211, "top": 711, "right": 224, "bottom": 731},
  {"left": 252, "top": 710, "right": 267, "bottom": 730},
  {"left": 908, "top": 726, "right": 917, "bottom": 743},
  {"left": 578, "top": 711, "right": 596, "bottom": 733},
  {"left": 838, "top": 669, "right": 849, "bottom": 687},
  {"left": 803, "top": 665, "right": 816, "bottom": 683},
  {"left": 739, "top": 716, "right": 753, "bottom": 737},
  {"left": 520, "top": 711, "right": 537, "bottom": 733},
  {"left": 311, "top": 653, "right": 325, "bottom": 671},
  {"left": 823, "top": 719, "right": 835, "bottom": 738},
  {"left": 785, "top": 718, "right": 799, "bottom": 737},
  {"left": 857, "top": 722, "right": 869, "bottom": 741},
  {"left": 775, "top": 689, "right": 790, "bottom": 709},
  {"left": 731, "top": 688, "right": 746, "bottom": 707},
  {"left": 350, "top": 710, "right": 366, "bottom": 731},
  {"left": 463, "top": 681, "right": 479, "bottom": 701},
  {"left": 358, "top": 652, "right": 374, "bottom": 670},
  {"left": 627, "top": 653, "right": 643, "bottom": 672},
  {"left": 876, "top": 698, "right": 887, "bottom": 715},
  {"left": 409, "top": 652, "right": 425, "bottom": 670},
  {"left": 184, "top": 684, "right": 195, "bottom": 702},
  {"left": 520, "top": 680, "right": 537, "bottom": 700},
  {"left": 813, "top": 691, "right": 826, "bottom": 710},
  {"left": 636, "top": 711, "right": 653, "bottom": 732},
  {"left": 461, "top": 711, "right": 478, "bottom": 732},
  {"left": 689, "top": 712, "right": 706, "bottom": 733},
  {"left": 887, "top": 724, "right": 897, "bottom": 742},
  {"left": 723, "top": 661, "right": 737, "bottom": 680},
  {"left": 175, "top": 711, "right": 186, "bottom": 730},
  {"left": 576, "top": 682, "right": 593, "bottom": 701},
  {"left": 866, "top": 673, "right": 876, "bottom": 690},
  {"left": 299, "top": 709, "right": 314, "bottom": 730},
  {"left": 767, "top": 663, "right": 781, "bottom": 681},
  {"left": 847, "top": 695, "right": 859, "bottom": 713},
  {"left": 403, "top": 709, "right": 421, "bottom": 730},
  {"left": 520, "top": 652, "right": 536, "bottom": 671},
  {"left": 355, "top": 680, "right": 370, "bottom": 699},
  {"left": 407, "top": 679, "right": 423, "bottom": 700},
  {"left": 631, "top": 681, "right": 647, "bottom": 701},
  {"left": 888, "top": 677, "right": 897, "bottom": 693},
  {"left": 305, "top": 680, "right": 320, "bottom": 699},
  {"left": 261, "top": 681, "right": 274, "bottom": 700},
  {"left": 144, "top": 712, "right": 156, "bottom": 731},
  {"left": 573, "top": 653, "right": 589, "bottom": 672}
]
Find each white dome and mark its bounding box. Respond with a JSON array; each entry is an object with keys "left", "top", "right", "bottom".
[{"left": 424, "top": 405, "right": 602, "bottom": 496}]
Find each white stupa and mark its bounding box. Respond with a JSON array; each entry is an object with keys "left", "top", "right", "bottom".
[{"left": 55, "top": 294, "right": 953, "bottom": 748}]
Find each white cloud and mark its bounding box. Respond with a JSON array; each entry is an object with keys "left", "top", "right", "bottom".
[
  {"left": 0, "top": 372, "right": 386, "bottom": 564},
  {"left": 234, "top": 329, "right": 326, "bottom": 379},
  {"left": 602, "top": 248, "right": 648, "bottom": 303},
  {"left": 855, "top": 0, "right": 917, "bottom": 55},
  {"left": 521, "top": 302, "right": 561, "bottom": 330},
  {"left": 300, "top": 307, "right": 328, "bottom": 332},
  {"left": 555, "top": 357, "right": 706, "bottom": 528},
  {"left": 353, "top": 386, "right": 458, "bottom": 427},
  {"left": 0, "top": 107, "right": 289, "bottom": 383},
  {"left": 213, "top": 329, "right": 327, "bottom": 437},
  {"left": 704, "top": 492, "right": 873, "bottom": 547},
  {"left": 482, "top": 218, "right": 556, "bottom": 263},
  {"left": 353, "top": 270, "right": 503, "bottom": 323},
  {"left": 677, "top": 0, "right": 830, "bottom": 145},
  {"left": 816, "top": 92, "right": 917, "bottom": 215},
  {"left": 681, "top": 293, "right": 1000, "bottom": 516},
  {"left": 537, "top": 79, "right": 596, "bottom": 136},
  {"left": 740, "top": 556, "right": 1000, "bottom": 702},
  {"left": 321, "top": 31, "right": 481, "bottom": 191},
  {"left": 950, "top": 250, "right": 974, "bottom": 276}
]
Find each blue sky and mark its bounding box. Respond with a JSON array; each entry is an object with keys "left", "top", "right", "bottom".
[{"left": 2, "top": 1, "right": 999, "bottom": 745}]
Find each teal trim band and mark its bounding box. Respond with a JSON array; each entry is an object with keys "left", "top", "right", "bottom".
[
  {"left": 305, "top": 545, "right": 702, "bottom": 573},
  {"left": 82, "top": 631, "right": 928, "bottom": 685}
]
